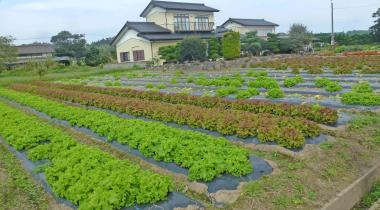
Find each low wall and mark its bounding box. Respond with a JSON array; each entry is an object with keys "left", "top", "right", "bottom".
[
  {"left": 369, "top": 199, "right": 380, "bottom": 210},
  {"left": 321, "top": 162, "right": 380, "bottom": 210},
  {"left": 104, "top": 62, "right": 147, "bottom": 69},
  {"left": 148, "top": 54, "right": 300, "bottom": 71}
]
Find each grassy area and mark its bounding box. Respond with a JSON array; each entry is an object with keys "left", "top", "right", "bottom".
[
  {"left": 353, "top": 179, "right": 380, "bottom": 209},
  {"left": 0, "top": 66, "right": 143, "bottom": 87},
  {"left": 230, "top": 112, "right": 380, "bottom": 210},
  {"left": 0, "top": 143, "right": 50, "bottom": 210}
]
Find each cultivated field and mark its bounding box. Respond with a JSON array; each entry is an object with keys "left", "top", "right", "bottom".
[{"left": 0, "top": 55, "right": 380, "bottom": 210}]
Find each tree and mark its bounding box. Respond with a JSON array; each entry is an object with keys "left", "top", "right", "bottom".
[
  {"left": 370, "top": 8, "right": 380, "bottom": 41},
  {"left": 84, "top": 45, "right": 111, "bottom": 67},
  {"left": 208, "top": 36, "right": 221, "bottom": 60},
  {"left": 158, "top": 44, "right": 179, "bottom": 63},
  {"left": 267, "top": 33, "right": 280, "bottom": 53},
  {"left": 222, "top": 32, "right": 241, "bottom": 60},
  {"left": 241, "top": 31, "right": 265, "bottom": 56},
  {"left": 178, "top": 36, "right": 207, "bottom": 62},
  {"left": 0, "top": 36, "right": 17, "bottom": 70},
  {"left": 289, "top": 24, "right": 313, "bottom": 51},
  {"left": 51, "top": 31, "right": 87, "bottom": 60}
]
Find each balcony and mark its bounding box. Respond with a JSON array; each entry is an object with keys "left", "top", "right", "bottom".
[{"left": 173, "top": 22, "right": 214, "bottom": 32}]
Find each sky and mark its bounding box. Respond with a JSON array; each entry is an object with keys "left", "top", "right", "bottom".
[{"left": 0, "top": 0, "right": 379, "bottom": 45}]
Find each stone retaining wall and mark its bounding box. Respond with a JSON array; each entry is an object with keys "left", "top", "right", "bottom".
[{"left": 321, "top": 162, "right": 380, "bottom": 210}]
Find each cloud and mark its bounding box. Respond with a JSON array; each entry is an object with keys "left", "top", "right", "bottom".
[{"left": 0, "top": 0, "right": 377, "bottom": 44}]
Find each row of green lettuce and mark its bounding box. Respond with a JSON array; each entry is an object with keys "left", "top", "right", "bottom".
[
  {"left": 0, "top": 101, "right": 172, "bottom": 210},
  {"left": 0, "top": 88, "right": 253, "bottom": 182}
]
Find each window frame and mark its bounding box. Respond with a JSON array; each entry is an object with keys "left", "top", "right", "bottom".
[
  {"left": 174, "top": 14, "right": 190, "bottom": 31},
  {"left": 133, "top": 50, "right": 145, "bottom": 61},
  {"left": 120, "top": 52, "right": 130, "bottom": 62}
]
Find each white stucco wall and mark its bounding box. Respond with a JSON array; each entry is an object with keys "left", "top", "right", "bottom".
[
  {"left": 224, "top": 22, "right": 276, "bottom": 38},
  {"left": 115, "top": 29, "right": 152, "bottom": 63}
]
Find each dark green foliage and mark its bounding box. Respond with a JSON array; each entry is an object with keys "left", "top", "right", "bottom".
[
  {"left": 51, "top": 31, "right": 87, "bottom": 60},
  {"left": 370, "top": 8, "right": 380, "bottom": 41},
  {"left": 158, "top": 44, "right": 179, "bottom": 63},
  {"left": 208, "top": 36, "right": 221, "bottom": 60},
  {"left": 222, "top": 32, "right": 241, "bottom": 60},
  {"left": 84, "top": 45, "right": 111, "bottom": 67},
  {"left": 0, "top": 36, "right": 17, "bottom": 70},
  {"left": 178, "top": 36, "right": 207, "bottom": 62},
  {"left": 289, "top": 24, "right": 313, "bottom": 52},
  {"left": 267, "top": 33, "right": 281, "bottom": 53},
  {"left": 241, "top": 32, "right": 265, "bottom": 56},
  {"left": 314, "top": 32, "right": 377, "bottom": 45}
]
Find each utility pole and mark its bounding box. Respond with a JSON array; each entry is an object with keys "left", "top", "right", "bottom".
[{"left": 331, "top": 0, "right": 335, "bottom": 46}]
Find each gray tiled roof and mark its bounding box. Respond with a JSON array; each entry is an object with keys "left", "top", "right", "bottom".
[
  {"left": 138, "top": 32, "right": 221, "bottom": 41},
  {"left": 141, "top": 1, "right": 219, "bottom": 17},
  {"left": 223, "top": 18, "right": 279, "bottom": 27},
  {"left": 126, "top": 22, "right": 171, "bottom": 34},
  {"left": 111, "top": 22, "right": 171, "bottom": 46},
  {"left": 16, "top": 43, "right": 54, "bottom": 55}
]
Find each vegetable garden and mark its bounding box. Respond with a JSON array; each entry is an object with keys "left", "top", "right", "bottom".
[{"left": 1, "top": 55, "right": 380, "bottom": 210}]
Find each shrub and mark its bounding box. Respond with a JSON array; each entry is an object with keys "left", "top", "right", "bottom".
[
  {"left": 158, "top": 44, "right": 179, "bottom": 63},
  {"left": 222, "top": 32, "right": 241, "bottom": 60},
  {"left": 178, "top": 36, "right": 207, "bottom": 62},
  {"left": 208, "top": 36, "right": 221, "bottom": 60},
  {"left": 267, "top": 88, "right": 285, "bottom": 98}
]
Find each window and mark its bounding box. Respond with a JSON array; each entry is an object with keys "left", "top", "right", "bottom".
[
  {"left": 195, "top": 16, "right": 209, "bottom": 31},
  {"left": 120, "top": 52, "right": 130, "bottom": 62},
  {"left": 133, "top": 50, "right": 145, "bottom": 61},
  {"left": 174, "top": 14, "right": 190, "bottom": 31}
]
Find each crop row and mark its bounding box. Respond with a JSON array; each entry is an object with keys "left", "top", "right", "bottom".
[
  {"left": 249, "top": 56, "right": 380, "bottom": 74},
  {"left": 12, "top": 84, "right": 321, "bottom": 148},
  {"left": 0, "top": 101, "right": 172, "bottom": 209},
  {"left": 0, "top": 88, "right": 253, "bottom": 181},
  {"left": 32, "top": 82, "right": 338, "bottom": 124}
]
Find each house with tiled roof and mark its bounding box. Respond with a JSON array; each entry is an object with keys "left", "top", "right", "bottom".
[
  {"left": 221, "top": 18, "right": 279, "bottom": 38},
  {"left": 111, "top": 1, "right": 279, "bottom": 63}
]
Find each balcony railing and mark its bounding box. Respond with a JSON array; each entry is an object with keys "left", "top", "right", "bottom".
[{"left": 173, "top": 22, "right": 214, "bottom": 32}]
